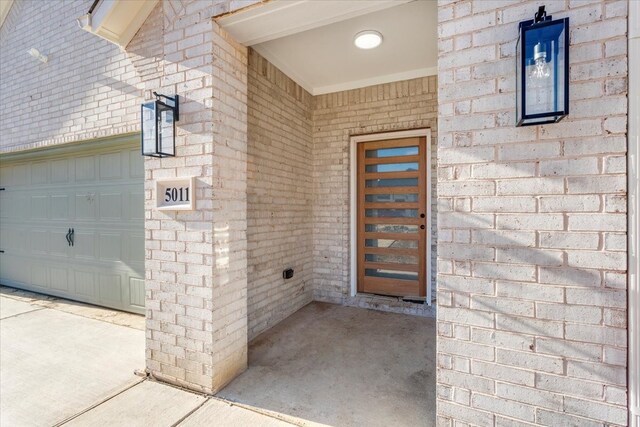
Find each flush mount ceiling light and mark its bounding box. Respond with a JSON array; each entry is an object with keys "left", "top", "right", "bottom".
[{"left": 354, "top": 30, "right": 383, "bottom": 50}]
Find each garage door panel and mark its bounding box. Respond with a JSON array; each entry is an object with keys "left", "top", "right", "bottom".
[
  {"left": 98, "top": 273, "right": 122, "bottom": 304},
  {"left": 99, "top": 232, "right": 122, "bottom": 262},
  {"left": 0, "top": 255, "right": 25, "bottom": 283},
  {"left": 31, "top": 195, "right": 48, "bottom": 219},
  {"left": 99, "top": 193, "right": 122, "bottom": 220},
  {"left": 0, "top": 140, "right": 144, "bottom": 314},
  {"left": 76, "top": 192, "right": 97, "bottom": 220},
  {"left": 13, "top": 164, "right": 28, "bottom": 186},
  {"left": 0, "top": 165, "right": 11, "bottom": 185},
  {"left": 49, "top": 229, "right": 72, "bottom": 257},
  {"left": 129, "top": 192, "right": 144, "bottom": 220},
  {"left": 31, "top": 162, "right": 49, "bottom": 185},
  {"left": 2, "top": 229, "right": 25, "bottom": 254},
  {"left": 129, "top": 277, "right": 145, "bottom": 308},
  {"left": 74, "top": 270, "right": 97, "bottom": 299},
  {"left": 75, "top": 155, "right": 96, "bottom": 182},
  {"left": 74, "top": 231, "right": 97, "bottom": 260},
  {"left": 31, "top": 264, "right": 48, "bottom": 289},
  {"left": 0, "top": 193, "right": 8, "bottom": 219},
  {"left": 50, "top": 159, "right": 70, "bottom": 183},
  {"left": 129, "top": 150, "right": 143, "bottom": 179},
  {"left": 128, "top": 233, "right": 145, "bottom": 264},
  {"left": 30, "top": 230, "right": 48, "bottom": 255},
  {"left": 50, "top": 194, "right": 70, "bottom": 220},
  {"left": 99, "top": 152, "right": 122, "bottom": 180},
  {"left": 2, "top": 195, "right": 28, "bottom": 220},
  {"left": 50, "top": 267, "right": 70, "bottom": 292}
]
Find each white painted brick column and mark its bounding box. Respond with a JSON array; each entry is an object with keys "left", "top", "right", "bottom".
[
  {"left": 144, "top": 0, "right": 248, "bottom": 394},
  {"left": 437, "top": 0, "right": 628, "bottom": 425}
]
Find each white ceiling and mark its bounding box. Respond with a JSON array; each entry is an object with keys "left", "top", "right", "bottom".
[{"left": 219, "top": 0, "right": 437, "bottom": 96}]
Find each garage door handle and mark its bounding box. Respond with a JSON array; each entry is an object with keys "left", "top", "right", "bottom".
[{"left": 66, "top": 228, "right": 74, "bottom": 247}]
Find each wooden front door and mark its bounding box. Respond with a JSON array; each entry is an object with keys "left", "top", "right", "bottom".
[{"left": 357, "top": 136, "right": 427, "bottom": 297}]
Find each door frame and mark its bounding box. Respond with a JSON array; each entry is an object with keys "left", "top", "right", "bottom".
[{"left": 349, "top": 128, "right": 432, "bottom": 303}]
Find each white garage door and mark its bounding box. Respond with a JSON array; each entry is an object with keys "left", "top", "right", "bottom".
[{"left": 0, "top": 138, "right": 145, "bottom": 314}]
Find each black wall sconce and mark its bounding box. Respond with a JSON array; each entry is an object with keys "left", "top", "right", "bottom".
[
  {"left": 141, "top": 92, "right": 179, "bottom": 157},
  {"left": 516, "top": 6, "right": 569, "bottom": 126}
]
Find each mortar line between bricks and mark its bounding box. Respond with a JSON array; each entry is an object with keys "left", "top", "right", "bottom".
[{"left": 54, "top": 378, "right": 146, "bottom": 426}]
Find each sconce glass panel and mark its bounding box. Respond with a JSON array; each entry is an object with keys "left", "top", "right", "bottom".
[
  {"left": 141, "top": 100, "right": 175, "bottom": 157},
  {"left": 516, "top": 17, "right": 569, "bottom": 126},
  {"left": 158, "top": 102, "right": 175, "bottom": 157},
  {"left": 141, "top": 101, "right": 157, "bottom": 156}
]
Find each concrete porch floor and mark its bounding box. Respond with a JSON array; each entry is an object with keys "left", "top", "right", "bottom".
[{"left": 218, "top": 302, "right": 437, "bottom": 427}]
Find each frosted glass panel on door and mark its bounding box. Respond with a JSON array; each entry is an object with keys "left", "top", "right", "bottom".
[
  {"left": 365, "top": 163, "right": 419, "bottom": 172},
  {"left": 365, "top": 178, "right": 418, "bottom": 187},
  {"left": 364, "top": 254, "right": 418, "bottom": 264},
  {"left": 365, "top": 194, "right": 418, "bottom": 203},
  {"left": 365, "top": 239, "right": 419, "bottom": 249},
  {"left": 365, "top": 224, "right": 419, "bottom": 233},
  {"left": 364, "top": 269, "right": 418, "bottom": 281},
  {"left": 365, "top": 209, "right": 418, "bottom": 218},
  {"left": 365, "top": 147, "right": 418, "bottom": 158}
]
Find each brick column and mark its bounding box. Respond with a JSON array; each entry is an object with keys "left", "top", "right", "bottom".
[
  {"left": 144, "top": 1, "right": 248, "bottom": 394},
  {"left": 209, "top": 21, "right": 249, "bottom": 391},
  {"left": 437, "top": 1, "right": 628, "bottom": 425}
]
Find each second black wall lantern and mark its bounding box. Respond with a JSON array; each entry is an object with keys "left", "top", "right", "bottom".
[{"left": 516, "top": 6, "right": 569, "bottom": 126}]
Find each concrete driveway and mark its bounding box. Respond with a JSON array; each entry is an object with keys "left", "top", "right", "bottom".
[
  {"left": 0, "top": 288, "right": 299, "bottom": 427},
  {"left": 0, "top": 287, "right": 146, "bottom": 426}
]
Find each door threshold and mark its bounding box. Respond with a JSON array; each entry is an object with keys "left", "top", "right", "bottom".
[{"left": 359, "top": 292, "right": 429, "bottom": 305}]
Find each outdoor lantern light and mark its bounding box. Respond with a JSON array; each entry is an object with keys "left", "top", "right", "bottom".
[
  {"left": 141, "top": 92, "right": 179, "bottom": 157},
  {"left": 516, "top": 6, "right": 569, "bottom": 126}
]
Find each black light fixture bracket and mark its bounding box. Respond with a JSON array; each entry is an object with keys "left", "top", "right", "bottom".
[{"left": 534, "top": 5, "right": 547, "bottom": 23}]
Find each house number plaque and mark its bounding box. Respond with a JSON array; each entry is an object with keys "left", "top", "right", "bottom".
[{"left": 156, "top": 177, "right": 195, "bottom": 210}]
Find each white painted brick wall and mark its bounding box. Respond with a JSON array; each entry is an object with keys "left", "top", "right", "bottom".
[
  {"left": 246, "top": 49, "right": 314, "bottom": 339},
  {"left": 437, "top": 1, "right": 628, "bottom": 426},
  {"left": 0, "top": 0, "right": 147, "bottom": 152}
]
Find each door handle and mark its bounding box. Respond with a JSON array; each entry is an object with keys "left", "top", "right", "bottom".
[{"left": 65, "top": 228, "right": 75, "bottom": 247}]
